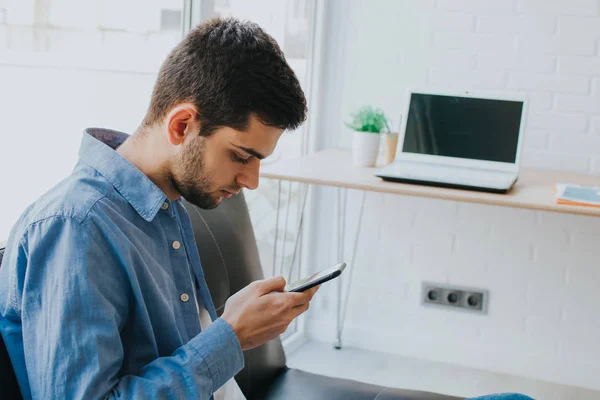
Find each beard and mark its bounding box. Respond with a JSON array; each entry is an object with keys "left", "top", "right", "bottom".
[
  {"left": 172, "top": 176, "right": 218, "bottom": 209},
  {"left": 169, "top": 137, "right": 221, "bottom": 210}
]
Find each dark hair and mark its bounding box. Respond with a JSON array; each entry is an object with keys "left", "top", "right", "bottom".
[{"left": 143, "top": 17, "right": 307, "bottom": 136}]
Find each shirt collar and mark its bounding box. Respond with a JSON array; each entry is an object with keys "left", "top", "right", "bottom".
[{"left": 79, "top": 128, "right": 168, "bottom": 222}]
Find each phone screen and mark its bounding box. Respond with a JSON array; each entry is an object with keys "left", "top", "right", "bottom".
[{"left": 285, "top": 263, "right": 346, "bottom": 292}]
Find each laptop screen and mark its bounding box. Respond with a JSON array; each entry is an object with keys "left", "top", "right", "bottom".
[{"left": 402, "top": 93, "right": 524, "bottom": 163}]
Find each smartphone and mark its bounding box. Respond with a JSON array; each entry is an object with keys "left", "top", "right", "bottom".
[{"left": 284, "top": 262, "right": 347, "bottom": 293}]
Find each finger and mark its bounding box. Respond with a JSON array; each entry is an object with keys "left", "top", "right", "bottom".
[
  {"left": 288, "top": 286, "right": 319, "bottom": 306},
  {"left": 284, "top": 291, "right": 315, "bottom": 307},
  {"left": 305, "top": 285, "right": 320, "bottom": 299},
  {"left": 284, "top": 291, "right": 310, "bottom": 307},
  {"left": 257, "top": 276, "right": 286, "bottom": 295},
  {"left": 299, "top": 285, "right": 320, "bottom": 300},
  {"left": 290, "top": 302, "right": 310, "bottom": 319}
]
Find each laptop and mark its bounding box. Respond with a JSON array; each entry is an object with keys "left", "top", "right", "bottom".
[{"left": 376, "top": 90, "right": 527, "bottom": 194}]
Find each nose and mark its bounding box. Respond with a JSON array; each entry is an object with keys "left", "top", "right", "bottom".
[{"left": 236, "top": 162, "right": 260, "bottom": 191}]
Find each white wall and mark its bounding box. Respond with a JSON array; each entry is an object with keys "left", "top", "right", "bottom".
[
  {"left": 306, "top": 0, "right": 600, "bottom": 392},
  {"left": 0, "top": 1, "right": 182, "bottom": 239}
]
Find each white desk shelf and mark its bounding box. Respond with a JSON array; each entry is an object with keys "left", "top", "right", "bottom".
[{"left": 261, "top": 149, "right": 600, "bottom": 217}]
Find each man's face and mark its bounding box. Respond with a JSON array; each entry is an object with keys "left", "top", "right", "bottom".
[{"left": 170, "top": 114, "right": 283, "bottom": 209}]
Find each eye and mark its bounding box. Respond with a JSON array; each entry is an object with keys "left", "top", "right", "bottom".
[{"left": 232, "top": 152, "right": 251, "bottom": 165}]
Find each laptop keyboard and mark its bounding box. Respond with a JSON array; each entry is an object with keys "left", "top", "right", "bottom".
[{"left": 379, "top": 162, "right": 516, "bottom": 189}]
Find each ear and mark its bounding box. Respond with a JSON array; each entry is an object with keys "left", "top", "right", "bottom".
[{"left": 164, "top": 103, "right": 200, "bottom": 146}]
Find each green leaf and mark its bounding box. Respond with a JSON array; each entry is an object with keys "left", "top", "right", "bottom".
[{"left": 346, "top": 105, "right": 390, "bottom": 134}]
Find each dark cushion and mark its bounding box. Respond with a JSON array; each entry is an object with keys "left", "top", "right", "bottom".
[
  {"left": 0, "top": 247, "right": 24, "bottom": 399},
  {"left": 258, "top": 368, "right": 463, "bottom": 400}
]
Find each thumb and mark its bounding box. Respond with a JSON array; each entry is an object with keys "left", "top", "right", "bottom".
[{"left": 258, "top": 275, "right": 286, "bottom": 295}]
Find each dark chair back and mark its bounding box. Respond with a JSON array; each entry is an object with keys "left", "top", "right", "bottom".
[
  {"left": 183, "top": 193, "right": 287, "bottom": 399},
  {"left": 0, "top": 247, "right": 24, "bottom": 399}
]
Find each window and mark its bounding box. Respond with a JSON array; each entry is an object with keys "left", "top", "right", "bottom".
[
  {"left": 0, "top": 0, "right": 185, "bottom": 239},
  {"left": 160, "top": 9, "right": 183, "bottom": 31}
]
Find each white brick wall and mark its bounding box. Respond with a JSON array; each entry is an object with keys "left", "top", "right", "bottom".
[
  {"left": 526, "top": 91, "right": 554, "bottom": 111},
  {"left": 429, "top": 67, "right": 507, "bottom": 89},
  {"left": 526, "top": 111, "right": 588, "bottom": 132},
  {"left": 476, "top": 15, "right": 556, "bottom": 35},
  {"left": 522, "top": 129, "right": 549, "bottom": 151},
  {"left": 519, "top": 0, "right": 599, "bottom": 17},
  {"left": 434, "top": 32, "right": 515, "bottom": 53},
  {"left": 308, "top": 193, "right": 600, "bottom": 391},
  {"left": 431, "top": 12, "right": 476, "bottom": 32},
  {"left": 518, "top": 34, "right": 596, "bottom": 56},
  {"left": 310, "top": 0, "right": 600, "bottom": 392},
  {"left": 438, "top": 0, "right": 518, "bottom": 15},
  {"left": 559, "top": 56, "right": 600, "bottom": 75},
  {"left": 558, "top": 15, "right": 600, "bottom": 37},
  {"left": 556, "top": 93, "right": 600, "bottom": 113},
  {"left": 477, "top": 52, "right": 556, "bottom": 73},
  {"left": 508, "top": 72, "right": 590, "bottom": 93}
]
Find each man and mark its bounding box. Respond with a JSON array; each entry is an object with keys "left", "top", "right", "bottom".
[
  {"left": 0, "top": 17, "right": 316, "bottom": 399},
  {"left": 0, "top": 17, "right": 533, "bottom": 400}
]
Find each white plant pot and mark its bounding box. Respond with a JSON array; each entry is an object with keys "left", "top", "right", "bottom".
[{"left": 352, "top": 131, "right": 380, "bottom": 167}]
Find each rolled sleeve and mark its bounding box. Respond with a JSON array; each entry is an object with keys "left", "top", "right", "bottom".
[{"left": 186, "top": 318, "right": 244, "bottom": 394}]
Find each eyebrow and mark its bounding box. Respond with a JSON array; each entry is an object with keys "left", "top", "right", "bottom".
[{"left": 232, "top": 144, "right": 266, "bottom": 160}]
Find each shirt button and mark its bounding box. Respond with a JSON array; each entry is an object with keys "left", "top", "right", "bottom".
[
  {"left": 161, "top": 202, "right": 169, "bottom": 210},
  {"left": 172, "top": 241, "right": 181, "bottom": 250},
  {"left": 180, "top": 293, "right": 189, "bottom": 302}
]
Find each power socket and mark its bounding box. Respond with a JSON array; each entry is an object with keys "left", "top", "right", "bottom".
[{"left": 422, "top": 282, "right": 488, "bottom": 314}]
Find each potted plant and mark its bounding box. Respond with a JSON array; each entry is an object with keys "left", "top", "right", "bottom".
[{"left": 346, "top": 106, "right": 391, "bottom": 167}]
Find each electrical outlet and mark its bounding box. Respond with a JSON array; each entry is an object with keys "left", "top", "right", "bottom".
[{"left": 422, "top": 282, "right": 488, "bottom": 314}]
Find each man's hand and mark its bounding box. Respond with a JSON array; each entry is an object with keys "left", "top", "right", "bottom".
[{"left": 221, "top": 276, "right": 319, "bottom": 350}]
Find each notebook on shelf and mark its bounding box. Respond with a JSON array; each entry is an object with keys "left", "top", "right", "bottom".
[{"left": 554, "top": 183, "right": 600, "bottom": 208}]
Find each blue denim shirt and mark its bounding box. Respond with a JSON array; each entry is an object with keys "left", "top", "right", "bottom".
[{"left": 0, "top": 128, "right": 244, "bottom": 399}]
